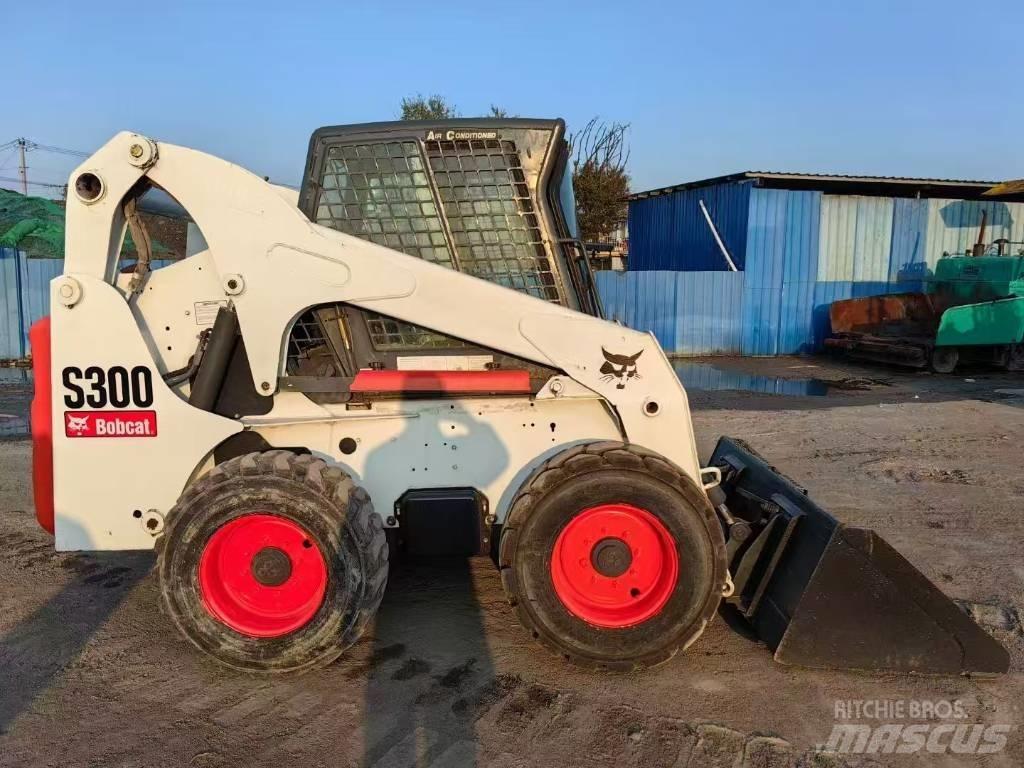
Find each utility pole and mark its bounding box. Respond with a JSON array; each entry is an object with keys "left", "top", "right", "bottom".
[{"left": 16, "top": 138, "right": 28, "bottom": 195}]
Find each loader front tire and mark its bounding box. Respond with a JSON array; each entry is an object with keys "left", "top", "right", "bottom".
[
  {"left": 158, "top": 450, "right": 387, "bottom": 673},
  {"left": 499, "top": 442, "right": 727, "bottom": 671}
]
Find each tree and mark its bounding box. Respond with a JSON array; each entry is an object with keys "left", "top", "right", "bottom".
[
  {"left": 399, "top": 95, "right": 515, "bottom": 120},
  {"left": 400, "top": 94, "right": 458, "bottom": 120},
  {"left": 569, "top": 119, "right": 630, "bottom": 242}
]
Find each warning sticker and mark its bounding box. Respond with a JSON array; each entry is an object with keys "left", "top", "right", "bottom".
[
  {"left": 64, "top": 410, "right": 158, "bottom": 438},
  {"left": 194, "top": 300, "right": 226, "bottom": 326}
]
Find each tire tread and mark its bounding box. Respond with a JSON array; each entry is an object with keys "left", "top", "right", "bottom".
[
  {"left": 498, "top": 441, "right": 726, "bottom": 671},
  {"left": 157, "top": 450, "right": 387, "bottom": 673}
]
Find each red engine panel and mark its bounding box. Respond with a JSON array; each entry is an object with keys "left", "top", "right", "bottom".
[
  {"left": 29, "top": 316, "right": 54, "bottom": 534},
  {"left": 350, "top": 369, "right": 531, "bottom": 394}
]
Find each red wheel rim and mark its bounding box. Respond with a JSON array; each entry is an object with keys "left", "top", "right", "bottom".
[
  {"left": 198, "top": 514, "right": 327, "bottom": 638},
  {"left": 550, "top": 503, "right": 679, "bottom": 628}
]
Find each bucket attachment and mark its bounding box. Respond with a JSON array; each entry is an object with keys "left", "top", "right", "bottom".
[{"left": 708, "top": 437, "right": 1009, "bottom": 675}]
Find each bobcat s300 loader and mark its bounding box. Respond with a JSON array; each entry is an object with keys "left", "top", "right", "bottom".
[{"left": 29, "top": 122, "right": 1008, "bottom": 674}]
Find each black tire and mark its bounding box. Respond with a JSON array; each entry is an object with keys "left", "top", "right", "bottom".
[
  {"left": 929, "top": 346, "right": 958, "bottom": 374},
  {"left": 1005, "top": 344, "right": 1024, "bottom": 372},
  {"left": 498, "top": 441, "right": 728, "bottom": 671},
  {"left": 157, "top": 450, "right": 387, "bottom": 673}
]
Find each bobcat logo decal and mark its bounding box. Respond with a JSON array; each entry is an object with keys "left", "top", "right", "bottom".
[
  {"left": 66, "top": 414, "right": 90, "bottom": 435},
  {"left": 600, "top": 347, "right": 643, "bottom": 389}
]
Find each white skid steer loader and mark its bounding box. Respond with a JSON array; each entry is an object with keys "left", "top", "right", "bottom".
[{"left": 28, "top": 125, "right": 1008, "bottom": 675}]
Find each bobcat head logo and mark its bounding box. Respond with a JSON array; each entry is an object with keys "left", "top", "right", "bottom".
[
  {"left": 66, "top": 414, "right": 90, "bottom": 434},
  {"left": 600, "top": 347, "right": 643, "bottom": 389}
]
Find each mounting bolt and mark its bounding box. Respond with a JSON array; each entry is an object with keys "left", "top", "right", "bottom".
[
  {"left": 56, "top": 277, "right": 82, "bottom": 307},
  {"left": 386, "top": 516, "right": 397, "bottom": 526},
  {"left": 260, "top": 381, "right": 271, "bottom": 391},
  {"left": 142, "top": 509, "right": 165, "bottom": 535},
  {"left": 549, "top": 378, "right": 564, "bottom": 396},
  {"left": 223, "top": 274, "right": 245, "bottom": 296},
  {"left": 125, "top": 136, "right": 158, "bottom": 168}
]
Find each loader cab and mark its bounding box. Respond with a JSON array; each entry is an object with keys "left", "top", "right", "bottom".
[{"left": 287, "top": 118, "right": 599, "bottom": 388}]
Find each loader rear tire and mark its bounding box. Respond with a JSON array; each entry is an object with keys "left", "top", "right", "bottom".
[
  {"left": 158, "top": 450, "right": 387, "bottom": 673},
  {"left": 499, "top": 442, "right": 727, "bottom": 671}
]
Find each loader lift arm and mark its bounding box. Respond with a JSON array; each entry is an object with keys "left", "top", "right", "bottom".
[{"left": 61, "top": 132, "right": 703, "bottom": 490}]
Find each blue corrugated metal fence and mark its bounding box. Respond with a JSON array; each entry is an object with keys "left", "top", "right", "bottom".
[
  {"left": 0, "top": 248, "right": 52, "bottom": 359},
  {"left": 595, "top": 270, "right": 745, "bottom": 354},
  {"left": 0, "top": 248, "right": 65, "bottom": 358},
  {"left": 0, "top": 249, "right": 176, "bottom": 359}
]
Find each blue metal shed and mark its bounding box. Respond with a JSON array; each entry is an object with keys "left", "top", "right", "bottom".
[
  {"left": 614, "top": 173, "right": 1024, "bottom": 356},
  {"left": 628, "top": 180, "right": 751, "bottom": 270}
]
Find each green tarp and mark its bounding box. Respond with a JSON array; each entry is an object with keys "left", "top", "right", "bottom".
[
  {"left": 0, "top": 188, "right": 170, "bottom": 259},
  {"left": 0, "top": 188, "right": 66, "bottom": 258}
]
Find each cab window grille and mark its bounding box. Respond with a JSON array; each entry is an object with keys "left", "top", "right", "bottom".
[
  {"left": 316, "top": 141, "right": 453, "bottom": 266},
  {"left": 286, "top": 311, "right": 333, "bottom": 374},
  {"left": 426, "top": 138, "right": 560, "bottom": 302},
  {"left": 306, "top": 135, "right": 562, "bottom": 352}
]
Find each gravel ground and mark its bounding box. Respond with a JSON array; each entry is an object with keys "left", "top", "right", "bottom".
[{"left": 0, "top": 357, "right": 1022, "bottom": 768}]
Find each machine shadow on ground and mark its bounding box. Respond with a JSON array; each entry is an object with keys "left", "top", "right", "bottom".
[
  {"left": 0, "top": 535, "right": 152, "bottom": 732},
  {"left": 361, "top": 559, "right": 495, "bottom": 767},
  {"left": 358, "top": 389, "right": 506, "bottom": 767}
]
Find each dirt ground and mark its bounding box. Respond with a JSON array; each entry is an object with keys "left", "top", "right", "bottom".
[{"left": 1, "top": 356, "right": 1022, "bottom": 768}]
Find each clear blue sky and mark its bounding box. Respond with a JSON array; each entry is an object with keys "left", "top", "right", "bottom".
[{"left": 5, "top": 0, "right": 1023, "bottom": 196}]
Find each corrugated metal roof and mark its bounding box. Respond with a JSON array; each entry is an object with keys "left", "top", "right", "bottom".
[{"left": 630, "top": 172, "right": 1003, "bottom": 201}]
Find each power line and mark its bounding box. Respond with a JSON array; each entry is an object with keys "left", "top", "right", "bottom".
[
  {"left": 0, "top": 139, "right": 92, "bottom": 157},
  {"left": 25, "top": 141, "right": 90, "bottom": 158},
  {"left": 0, "top": 147, "right": 16, "bottom": 172},
  {"left": 0, "top": 175, "right": 66, "bottom": 189},
  {"left": 0, "top": 138, "right": 91, "bottom": 196}
]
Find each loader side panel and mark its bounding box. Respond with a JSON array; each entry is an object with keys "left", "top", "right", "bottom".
[
  {"left": 245, "top": 392, "right": 624, "bottom": 526},
  {"left": 49, "top": 276, "right": 240, "bottom": 550}
]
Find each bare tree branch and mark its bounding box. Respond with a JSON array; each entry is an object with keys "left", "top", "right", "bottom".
[{"left": 568, "top": 119, "right": 631, "bottom": 241}]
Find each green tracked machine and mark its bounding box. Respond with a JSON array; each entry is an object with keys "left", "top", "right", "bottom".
[{"left": 826, "top": 237, "right": 1024, "bottom": 373}]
